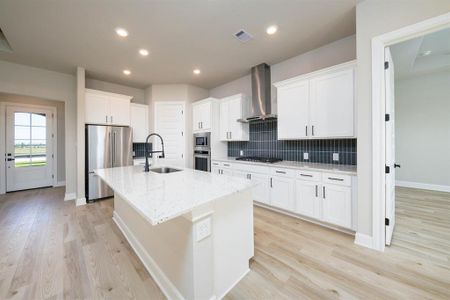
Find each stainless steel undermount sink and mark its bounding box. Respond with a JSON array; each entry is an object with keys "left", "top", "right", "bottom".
[{"left": 149, "top": 167, "right": 182, "bottom": 174}]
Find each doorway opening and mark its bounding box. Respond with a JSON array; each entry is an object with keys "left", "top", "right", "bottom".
[
  {"left": 371, "top": 13, "right": 450, "bottom": 252},
  {"left": 2, "top": 103, "right": 57, "bottom": 192}
]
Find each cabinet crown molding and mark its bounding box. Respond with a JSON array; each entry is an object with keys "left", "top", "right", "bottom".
[
  {"left": 273, "top": 60, "right": 356, "bottom": 88},
  {"left": 85, "top": 88, "right": 133, "bottom": 101}
]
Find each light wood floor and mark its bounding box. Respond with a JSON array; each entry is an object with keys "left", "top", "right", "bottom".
[{"left": 0, "top": 187, "right": 449, "bottom": 299}]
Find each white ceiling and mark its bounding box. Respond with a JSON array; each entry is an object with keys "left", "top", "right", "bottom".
[
  {"left": 0, "top": 0, "right": 356, "bottom": 89},
  {"left": 391, "top": 27, "right": 450, "bottom": 80}
]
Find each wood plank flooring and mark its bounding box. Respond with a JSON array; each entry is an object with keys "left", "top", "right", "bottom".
[{"left": 0, "top": 186, "right": 449, "bottom": 299}]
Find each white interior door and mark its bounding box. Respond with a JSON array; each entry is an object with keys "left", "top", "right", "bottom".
[
  {"left": 385, "top": 47, "right": 396, "bottom": 245},
  {"left": 6, "top": 105, "right": 54, "bottom": 192},
  {"left": 154, "top": 102, "right": 185, "bottom": 167}
]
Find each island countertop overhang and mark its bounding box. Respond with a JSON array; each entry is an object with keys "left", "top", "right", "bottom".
[{"left": 95, "top": 165, "right": 255, "bottom": 225}]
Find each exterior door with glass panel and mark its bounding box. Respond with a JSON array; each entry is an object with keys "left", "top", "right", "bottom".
[{"left": 6, "top": 106, "right": 54, "bottom": 192}]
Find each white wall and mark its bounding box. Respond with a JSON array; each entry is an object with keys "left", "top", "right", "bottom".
[
  {"left": 0, "top": 93, "right": 66, "bottom": 183},
  {"left": 0, "top": 60, "right": 77, "bottom": 195},
  {"left": 395, "top": 70, "right": 450, "bottom": 189},
  {"left": 356, "top": 0, "right": 450, "bottom": 236},
  {"left": 85, "top": 78, "right": 146, "bottom": 104},
  {"left": 76, "top": 67, "right": 85, "bottom": 203},
  {"left": 210, "top": 35, "right": 356, "bottom": 104},
  {"left": 150, "top": 84, "right": 208, "bottom": 168}
]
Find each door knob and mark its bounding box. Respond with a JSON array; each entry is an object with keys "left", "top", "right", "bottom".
[{"left": 394, "top": 164, "right": 401, "bottom": 168}]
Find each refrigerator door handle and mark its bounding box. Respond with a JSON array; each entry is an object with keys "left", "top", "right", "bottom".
[{"left": 112, "top": 131, "right": 116, "bottom": 167}]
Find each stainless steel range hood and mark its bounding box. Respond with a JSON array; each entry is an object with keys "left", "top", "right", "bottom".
[{"left": 240, "top": 63, "right": 276, "bottom": 122}]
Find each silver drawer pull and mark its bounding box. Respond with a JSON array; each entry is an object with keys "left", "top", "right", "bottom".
[
  {"left": 300, "top": 174, "right": 313, "bottom": 177},
  {"left": 224, "top": 164, "right": 230, "bottom": 167},
  {"left": 328, "top": 177, "right": 344, "bottom": 181},
  {"left": 275, "top": 170, "right": 286, "bottom": 174}
]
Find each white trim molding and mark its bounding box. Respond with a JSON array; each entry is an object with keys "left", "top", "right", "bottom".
[
  {"left": 113, "top": 211, "right": 184, "bottom": 300},
  {"left": 55, "top": 181, "right": 66, "bottom": 187},
  {"left": 76, "top": 197, "right": 86, "bottom": 206},
  {"left": 64, "top": 192, "right": 76, "bottom": 201},
  {"left": 354, "top": 233, "right": 374, "bottom": 249},
  {"left": 371, "top": 12, "right": 450, "bottom": 252},
  {"left": 396, "top": 180, "right": 450, "bottom": 193}
]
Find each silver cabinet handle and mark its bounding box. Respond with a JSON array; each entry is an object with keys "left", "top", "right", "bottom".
[
  {"left": 328, "top": 177, "right": 344, "bottom": 181},
  {"left": 305, "top": 126, "right": 308, "bottom": 136},
  {"left": 323, "top": 186, "right": 326, "bottom": 199},
  {"left": 270, "top": 177, "right": 273, "bottom": 188},
  {"left": 315, "top": 185, "right": 318, "bottom": 197},
  {"left": 230, "top": 132, "right": 232, "bottom": 140},
  {"left": 106, "top": 115, "right": 108, "bottom": 123},
  {"left": 312, "top": 125, "right": 315, "bottom": 136},
  {"left": 275, "top": 170, "right": 286, "bottom": 174},
  {"left": 110, "top": 116, "right": 113, "bottom": 124},
  {"left": 249, "top": 174, "right": 251, "bottom": 180},
  {"left": 224, "top": 164, "right": 230, "bottom": 167}
]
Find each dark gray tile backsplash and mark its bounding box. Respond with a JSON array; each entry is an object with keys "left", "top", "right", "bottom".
[
  {"left": 228, "top": 120, "right": 357, "bottom": 165},
  {"left": 133, "top": 142, "right": 151, "bottom": 158}
]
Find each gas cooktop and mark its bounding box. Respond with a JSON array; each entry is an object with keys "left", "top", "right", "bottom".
[{"left": 235, "top": 156, "right": 283, "bottom": 164}]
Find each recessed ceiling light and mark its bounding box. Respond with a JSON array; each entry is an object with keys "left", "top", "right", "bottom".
[
  {"left": 115, "top": 27, "right": 128, "bottom": 37},
  {"left": 193, "top": 69, "right": 201, "bottom": 75},
  {"left": 139, "top": 49, "right": 149, "bottom": 56},
  {"left": 421, "top": 50, "right": 432, "bottom": 56},
  {"left": 123, "top": 69, "right": 131, "bottom": 75},
  {"left": 266, "top": 25, "right": 278, "bottom": 35}
]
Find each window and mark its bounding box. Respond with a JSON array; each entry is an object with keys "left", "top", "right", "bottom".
[{"left": 14, "top": 112, "right": 47, "bottom": 168}]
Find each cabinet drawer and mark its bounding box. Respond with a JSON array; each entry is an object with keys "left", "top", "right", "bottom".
[
  {"left": 296, "top": 170, "right": 321, "bottom": 182},
  {"left": 270, "top": 167, "right": 295, "bottom": 178},
  {"left": 234, "top": 163, "right": 270, "bottom": 175},
  {"left": 212, "top": 161, "right": 233, "bottom": 168},
  {"left": 322, "top": 173, "right": 351, "bottom": 186}
]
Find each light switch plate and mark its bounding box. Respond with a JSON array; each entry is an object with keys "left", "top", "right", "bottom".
[
  {"left": 196, "top": 217, "right": 211, "bottom": 242},
  {"left": 333, "top": 153, "right": 339, "bottom": 161},
  {"left": 303, "top": 152, "right": 309, "bottom": 160}
]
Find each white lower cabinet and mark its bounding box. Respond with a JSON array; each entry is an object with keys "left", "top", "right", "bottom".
[
  {"left": 211, "top": 160, "right": 355, "bottom": 230},
  {"left": 269, "top": 176, "right": 294, "bottom": 211},
  {"left": 295, "top": 180, "right": 321, "bottom": 219},
  {"left": 322, "top": 184, "right": 352, "bottom": 228}
]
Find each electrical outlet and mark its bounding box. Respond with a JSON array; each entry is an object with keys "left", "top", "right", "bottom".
[
  {"left": 303, "top": 152, "right": 309, "bottom": 160},
  {"left": 240, "top": 150, "right": 244, "bottom": 156},
  {"left": 196, "top": 217, "right": 211, "bottom": 242},
  {"left": 333, "top": 153, "right": 339, "bottom": 161}
]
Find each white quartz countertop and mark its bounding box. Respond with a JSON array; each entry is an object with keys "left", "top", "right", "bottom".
[
  {"left": 213, "top": 157, "right": 357, "bottom": 175},
  {"left": 95, "top": 165, "right": 254, "bottom": 225}
]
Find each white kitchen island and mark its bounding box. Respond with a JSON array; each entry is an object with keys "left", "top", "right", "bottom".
[{"left": 95, "top": 165, "right": 255, "bottom": 300}]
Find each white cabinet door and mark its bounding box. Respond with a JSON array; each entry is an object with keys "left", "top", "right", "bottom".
[
  {"left": 277, "top": 80, "right": 310, "bottom": 139},
  {"left": 85, "top": 92, "right": 109, "bottom": 124},
  {"left": 251, "top": 173, "right": 270, "bottom": 205},
  {"left": 232, "top": 170, "right": 248, "bottom": 179},
  {"left": 192, "top": 104, "right": 201, "bottom": 132},
  {"left": 222, "top": 168, "right": 233, "bottom": 176},
  {"left": 199, "top": 101, "right": 211, "bottom": 131},
  {"left": 310, "top": 68, "right": 354, "bottom": 138},
  {"left": 130, "top": 104, "right": 149, "bottom": 142},
  {"left": 322, "top": 184, "right": 352, "bottom": 228},
  {"left": 269, "top": 176, "right": 294, "bottom": 211},
  {"left": 228, "top": 97, "right": 245, "bottom": 141},
  {"left": 109, "top": 97, "right": 131, "bottom": 126},
  {"left": 219, "top": 101, "right": 229, "bottom": 141},
  {"left": 211, "top": 166, "right": 221, "bottom": 175},
  {"left": 295, "top": 180, "right": 321, "bottom": 219}
]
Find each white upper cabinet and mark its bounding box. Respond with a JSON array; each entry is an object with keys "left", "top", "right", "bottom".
[
  {"left": 310, "top": 68, "right": 354, "bottom": 138},
  {"left": 219, "top": 94, "right": 249, "bottom": 141},
  {"left": 85, "top": 89, "right": 132, "bottom": 126},
  {"left": 277, "top": 80, "right": 310, "bottom": 139},
  {"left": 192, "top": 99, "right": 212, "bottom": 132},
  {"left": 274, "top": 61, "right": 356, "bottom": 140},
  {"left": 130, "top": 103, "right": 149, "bottom": 142}
]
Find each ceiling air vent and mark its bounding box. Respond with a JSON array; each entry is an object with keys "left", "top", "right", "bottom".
[
  {"left": 0, "top": 28, "right": 13, "bottom": 53},
  {"left": 234, "top": 29, "right": 253, "bottom": 43}
]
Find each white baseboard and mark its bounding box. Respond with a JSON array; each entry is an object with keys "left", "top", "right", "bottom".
[
  {"left": 54, "top": 181, "right": 66, "bottom": 187},
  {"left": 113, "top": 211, "right": 184, "bottom": 300},
  {"left": 215, "top": 268, "right": 250, "bottom": 300},
  {"left": 76, "top": 197, "right": 86, "bottom": 206},
  {"left": 64, "top": 192, "right": 76, "bottom": 201},
  {"left": 354, "top": 232, "right": 374, "bottom": 249},
  {"left": 396, "top": 180, "right": 450, "bottom": 193}
]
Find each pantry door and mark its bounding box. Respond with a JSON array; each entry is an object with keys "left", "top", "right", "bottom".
[{"left": 5, "top": 105, "right": 55, "bottom": 192}]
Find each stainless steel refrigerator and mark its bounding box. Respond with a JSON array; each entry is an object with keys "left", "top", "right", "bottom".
[{"left": 85, "top": 125, "right": 133, "bottom": 201}]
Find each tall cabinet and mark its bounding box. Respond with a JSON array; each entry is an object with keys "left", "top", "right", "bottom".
[{"left": 274, "top": 61, "right": 356, "bottom": 140}]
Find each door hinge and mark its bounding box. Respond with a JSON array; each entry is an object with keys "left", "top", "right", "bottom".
[
  {"left": 385, "top": 114, "right": 390, "bottom": 122},
  {"left": 385, "top": 218, "right": 390, "bottom": 226},
  {"left": 385, "top": 166, "right": 390, "bottom": 174},
  {"left": 181, "top": 154, "right": 184, "bottom": 158},
  {"left": 52, "top": 154, "right": 54, "bottom": 158},
  {"left": 181, "top": 110, "right": 184, "bottom": 115},
  {"left": 384, "top": 61, "right": 389, "bottom": 69},
  {"left": 181, "top": 131, "right": 184, "bottom": 136},
  {"left": 52, "top": 174, "right": 54, "bottom": 179}
]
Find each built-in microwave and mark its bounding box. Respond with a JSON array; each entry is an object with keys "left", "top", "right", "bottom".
[{"left": 194, "top": 132, "right": 210, "bottom": 148}]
